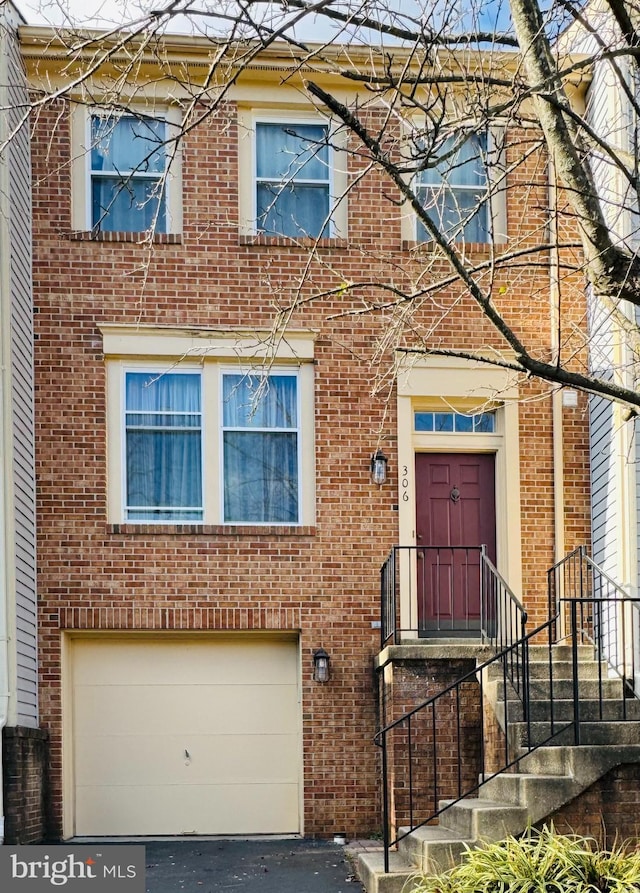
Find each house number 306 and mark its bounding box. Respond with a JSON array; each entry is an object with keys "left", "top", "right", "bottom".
[{"left": 401, "top": 466, "right": 409, "bottom": 501}]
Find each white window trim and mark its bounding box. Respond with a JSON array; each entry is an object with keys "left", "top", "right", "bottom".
[
  {"left": 237, "top": 108, "right": 347, "bottom": 238},
  {"left": 104, "top": 326, "right": 316, "bottom": 526},
  {"left": 71, "top": 103, "right": 183, "bottom": 234}
]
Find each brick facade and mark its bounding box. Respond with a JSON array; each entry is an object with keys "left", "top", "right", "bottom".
[
  {"left": 27, "top": 49, "right": 591, "bottom": 840},
  {"left": 2, "top": 726, "right": 49, "bottom": 844},
  {"left": 381, "top": 658, "right": 482, "bottom": 835},
  {"left": 540, "top": 764, "right": 640, "bottom": 846}
]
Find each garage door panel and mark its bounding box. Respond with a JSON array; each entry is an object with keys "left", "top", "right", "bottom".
[
  {"left": 75, "top": 733, "right": 300, "bottom": 786},
  {"left": 76, "top": 783, "right": 299, "bottom": 836},
  {"left": 74, "top": 683, "right": 298, "bottom": 736},
  {"left": 70, "top": 636, "right": 301, "bottom": 836},
  {"left": 73, "top": 639, "right": 297, "bottom": 686}
]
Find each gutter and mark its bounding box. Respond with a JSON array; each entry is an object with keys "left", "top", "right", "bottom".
[{"left": 548, "top": 162, "right": 566, "bottom": 571}]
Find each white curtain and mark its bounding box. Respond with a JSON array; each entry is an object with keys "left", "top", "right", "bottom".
[
  {"left": 91, "top": 115, "right": 166, "bottom": 232},
  {"left": 126, "top": 372, "right": 202, "bottom": 521},
  {"left": 256, "top": 122, "right": 329, "bottom": 238},
  {"left": 222, "top": 374, "right": 298, "bottom": 523},
  {"left": 418, "top": 133, "right": 488, "bottom": 242}
]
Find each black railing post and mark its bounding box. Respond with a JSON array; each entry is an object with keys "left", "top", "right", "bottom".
[
  {"left": 571, "top": 598, "right": 581, "bottom": 745},
  {"left": 381, "top": 731, "right": 390, "bottom": 873},
  {"left": 480, "top": 546, "right": 486, "bottom": 642}
]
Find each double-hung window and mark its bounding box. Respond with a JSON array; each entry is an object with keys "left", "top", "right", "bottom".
[
  {"left": 222, "top": 373, "right": 299, "bottom": 523},
  {"left": 110, "top": 348, "right": 312, "bottom": 526},
  {"left": 91, "top": 114, "right": 167, "bottom": 233},
  {"left": 124, "top": 371, "right": 203, "bottom": 521},
  {"left": 416, "top": 133, "right": 489, "bottom": 243},
  {"left": 255, "top": 121, "right": 331, "bottom": 238}
]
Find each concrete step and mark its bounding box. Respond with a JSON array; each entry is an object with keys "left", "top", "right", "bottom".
[
  {"left": 437, "top": 798, "right": 528, "bottom": 840},
  {"left": 510, "top": 720, "right": 640, "bottom": 747},
  {"left": 527, "top": 644, "right": 595, "bottom": 662},
  {"left": 479, "top": 772, "right": 579, "bottom": 821},
  {"left": 491, "top": 677, "right": 624, "bottom": 701},
  {"left": 486, "top": 659, "right": 607, "bottom": 681},
  {"left": 356, "top": 850, "right": 423, "bottom": 893},
  {"left": 501, "top": 697, "right": 640, "bottom": 722},
  {"left": 397, "top": 824, "right": 469, "bottom": 873}
]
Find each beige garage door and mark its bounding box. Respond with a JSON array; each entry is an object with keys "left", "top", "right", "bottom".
[{"left": 70, "top": 635, "right": 301, "bottom": 836}]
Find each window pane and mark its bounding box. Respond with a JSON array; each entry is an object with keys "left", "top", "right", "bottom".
[
  {"left": 223, "top": 431, "right": 298, "bottom": 523},
  {"left": 126, "top": 431, "right": 202, "bottom": 519},
  {"left": 256, "top": 183, "right": 329, "bottom": 239},
  {"left": 91, "top": 115, "right": 166, "bottom": 174},
  {"left": 434, "top": 413, "right": 454, "bottom": 432},
  {"left": 92, "top": 176, "right": 166, "bottom": 233},
  {"left": 417, "top": 186, "right": 488, "bottom": 242},
  {"left": 125, "top": 372, "right": 202, "bottom": 521},
  {"left": 414, "top": 412, "right": 434, "bottom": 432},
  {"left": 223, "top": 374, "right": 297, "bottom": 428},
  {"left": 454, "top": 414, "right": 474, "bottom": 432},
  {"left": 474, "top": 412, "right": 496, "bottom": 432},
  {"left": 256, "top": 123, "right": 329, "bottom": 181},
  {"left": 417, "top": 133, "right": 488, "bottom": 243},
  {"left": 126, "top": 372, "right": 201, "bottom": 412},
  {"left": 419, "top": 134, "right": 486, "bottom": 187}
]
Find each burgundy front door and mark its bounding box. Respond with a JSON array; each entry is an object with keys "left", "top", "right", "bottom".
[{"left": 415, "top": 453, "right": 496, "bottom": 632}]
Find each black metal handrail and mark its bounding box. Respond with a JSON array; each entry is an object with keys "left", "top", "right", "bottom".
[
  {"left": 376, "top": 547, "right": 640, "bottom": 873},
  {"left": 380, "top": 545, "right": 527, "bottom": 649}
]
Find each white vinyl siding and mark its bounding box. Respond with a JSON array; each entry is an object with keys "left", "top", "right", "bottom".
[{"left": 1, "top": 2, "right": 38, "bottom": 727}]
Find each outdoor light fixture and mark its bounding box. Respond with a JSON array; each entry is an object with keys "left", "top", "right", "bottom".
[
  {"left": 370, "top": 448, "right": 388, "bottom": 486},
  {"left": 313, "top": 648, "right": 331, "bottom": 683}
]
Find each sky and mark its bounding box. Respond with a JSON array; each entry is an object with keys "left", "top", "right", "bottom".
[{"left": 15, "top": 0, "right": 514, "bottom": 40}]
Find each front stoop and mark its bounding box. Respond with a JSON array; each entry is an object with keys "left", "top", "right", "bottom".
[{"left": 357, "top": 643, "right": 640, "bottom": 893}]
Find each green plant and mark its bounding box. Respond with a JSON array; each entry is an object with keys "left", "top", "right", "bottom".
[{"left": 410, "top": 825, "right": 640, "bottom": 893}]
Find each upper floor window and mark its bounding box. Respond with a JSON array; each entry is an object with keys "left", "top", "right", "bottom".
[
  {"left": 90, "top": 114, "right": 167, "bottom": 233},
  {"left": 255, "top": 121, "right": 330, "bottom": 238},
  {"left": 416, "top": 133, "right": 489, "bottom": 243}
]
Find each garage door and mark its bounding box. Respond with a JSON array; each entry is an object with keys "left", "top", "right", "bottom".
[{"left": 70, "top": 635, "right": 301, "bottom": 836}]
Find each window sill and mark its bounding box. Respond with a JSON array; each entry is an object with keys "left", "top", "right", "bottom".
[
  {"left": 239, "top": 234, "right": 347, "bottom": 250},
  {"left": 69, "top": 231, "right": 182, "bottom": 245},
  {"left": 107, "top": 523, "right": 316, "bottom": 536},
  {"left": 402, "top": 239, "right": 505, "bottom": 255}
]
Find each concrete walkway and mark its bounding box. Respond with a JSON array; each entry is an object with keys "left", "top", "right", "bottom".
[{"left": 143, "top": 838, "right": 366, "bottom": 892}]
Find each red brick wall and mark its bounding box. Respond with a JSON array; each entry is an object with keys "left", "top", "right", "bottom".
[
  {"left": 30, "top": 95, "right": 590, "bottom": 839},
  {"left": 382, "top": 659, "right": 482, "bottom": 834},
  {"left": 540, "top": 764, "right": 640, "bottom": 846},
  {"left": 2, "top": 726, "right": 50, "bottom": 844}
]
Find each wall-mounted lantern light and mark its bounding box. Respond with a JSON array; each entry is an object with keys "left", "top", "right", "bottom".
[
  {"left": 313, "top": 648, "right": 331, "bottom": 683},
  {"left": 370, "top": 448, "right": 388, "bottom": 486}
]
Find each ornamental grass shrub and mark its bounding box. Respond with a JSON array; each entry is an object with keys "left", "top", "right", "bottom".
[{"left": 410, "top": 825, "right": 640, "bottom": 893}]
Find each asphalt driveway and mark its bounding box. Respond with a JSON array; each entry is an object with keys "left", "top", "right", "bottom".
[{"left": 144, "top": 838, "right": 364, "bottom": 893}]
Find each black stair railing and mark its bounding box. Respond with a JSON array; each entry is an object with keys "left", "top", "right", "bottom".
[
  {"left": 549, "top": 545, "right": 640, "bottom": 732},
  {"left": 380, "top": 545, "right": 525, "bottom": 647},
  {"left": 376, "top": 547, "right": 640, "bottom": 873}
]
